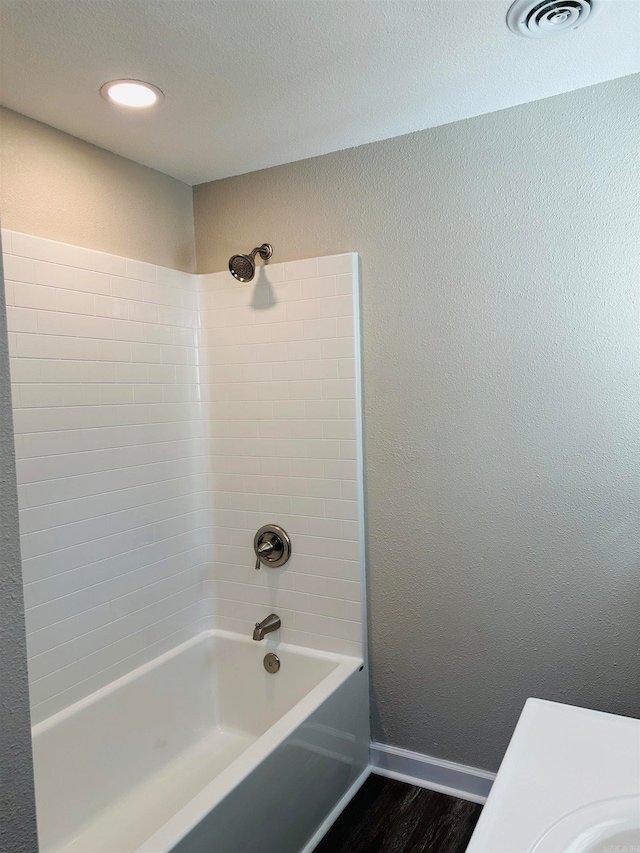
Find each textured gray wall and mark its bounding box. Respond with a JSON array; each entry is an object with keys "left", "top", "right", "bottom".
[
  {"left": 0, "top": 244, "right": 38, "bottom": 850},
  {"left": 1, "top": 107, "right": 195, "bottom": 272},
  {"left": 194, "top": 75, "right": 640, "bottom": 771}
]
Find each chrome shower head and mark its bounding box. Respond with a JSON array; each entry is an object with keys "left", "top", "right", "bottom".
[
  {"left": 228, "top": 244, "right": 273, "bottom": 282},
  {"left": 228, "top": 254, "right": 254, "bottom": 282}
]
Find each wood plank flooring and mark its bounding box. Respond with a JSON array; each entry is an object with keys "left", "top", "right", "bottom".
[{"left": 313, "top": 775, "right": 483, "bottom": 853}]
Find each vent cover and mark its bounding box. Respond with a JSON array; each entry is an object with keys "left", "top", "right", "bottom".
[{"left": 507, "top": 0, "right": 600, "bottom": 37}]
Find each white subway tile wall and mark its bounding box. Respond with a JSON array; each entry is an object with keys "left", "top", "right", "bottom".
[
  {"left": 2, "top": 230, "right": 209, "bottom": 723},
  {"left": 2, "top": 230, "right": 364, "bottom": 720},
  {"left": 198, "top": 254, "right": 364, "bottom": 657}
]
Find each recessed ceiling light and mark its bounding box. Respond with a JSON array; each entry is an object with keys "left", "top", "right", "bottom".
[{"left": 100, "top": 79, "right": 163, "bottom": 108}]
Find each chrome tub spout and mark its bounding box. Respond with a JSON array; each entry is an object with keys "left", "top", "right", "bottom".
[{"left": 252, "top": 614, "right": 281, "bottom": 641}]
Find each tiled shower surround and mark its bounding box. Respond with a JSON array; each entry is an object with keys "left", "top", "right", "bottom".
[
  {"left": 199, "top": 257, "right": 363, "bottom": 655},
  {"left": 2, "top": 230, "right": 363, "bottom": 723},
  {"left": 2, "top": 230, "right": 206, "bottom": 723}
]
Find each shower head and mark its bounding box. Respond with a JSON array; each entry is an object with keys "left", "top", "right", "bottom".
[{"left": 228, "top": 244, "right": 273, "bottom": 282}]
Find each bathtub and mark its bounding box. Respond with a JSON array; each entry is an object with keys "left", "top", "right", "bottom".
[{"left": 32, "top": 630, "right": 370, "bottom": 853}]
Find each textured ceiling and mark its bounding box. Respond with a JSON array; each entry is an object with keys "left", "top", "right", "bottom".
[{"left": 1, "top": 0, "right": 638, "bottom": 185}]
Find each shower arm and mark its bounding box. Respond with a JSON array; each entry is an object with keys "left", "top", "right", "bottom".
[{"left": 250, "top": 244, "right": 273, "bottom": 261}]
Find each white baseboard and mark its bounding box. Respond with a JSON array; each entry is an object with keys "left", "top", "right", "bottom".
[
  {"left": 300, "top": 766, "right": 371, "bottom": 853},
  {"left": 370, "top": 742, "right": 495, "bottom": 805},
  {"left": 300, "top": 747, "right": 494, "bottom": 852}
]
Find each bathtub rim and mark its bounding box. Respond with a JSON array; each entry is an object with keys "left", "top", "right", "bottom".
[
  {"left": 32, "top": 628, "right": 364, "bottom": 853},
  {"left": 31, "top": 628, "right": 359, "bottom": 739}
]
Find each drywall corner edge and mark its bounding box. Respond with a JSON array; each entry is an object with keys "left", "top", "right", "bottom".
[{"left": 0, "top": 241, "right": 39, "bottom": 852}]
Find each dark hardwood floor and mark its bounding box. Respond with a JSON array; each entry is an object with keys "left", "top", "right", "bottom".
[{"left": 313, "top": 775, "right": 482, "bottom": 853}]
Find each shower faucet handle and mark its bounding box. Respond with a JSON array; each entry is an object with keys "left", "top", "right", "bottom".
[
  {"left": 253, "top": 524, "right": 292, "bottom": 571},
  {"left": 254, "top": 538, "right": 275, "bottom": 570}
]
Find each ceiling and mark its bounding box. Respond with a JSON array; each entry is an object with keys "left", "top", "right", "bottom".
[{"left": 1, "top": 0, "right": 638, "bottom": 186}]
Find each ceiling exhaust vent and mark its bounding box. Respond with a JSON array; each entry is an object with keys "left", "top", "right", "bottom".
[{"left": 507, "top": 0, "right": 600, "bottom": 37}]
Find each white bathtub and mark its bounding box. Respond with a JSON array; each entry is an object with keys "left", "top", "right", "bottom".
[{"left": 32, "top": 630, "right": 370, "bottom": 853}]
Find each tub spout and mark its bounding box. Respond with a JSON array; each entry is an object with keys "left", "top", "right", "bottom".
[{"left": 253, "top": 614, "right": 281, "bottom": 641}]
